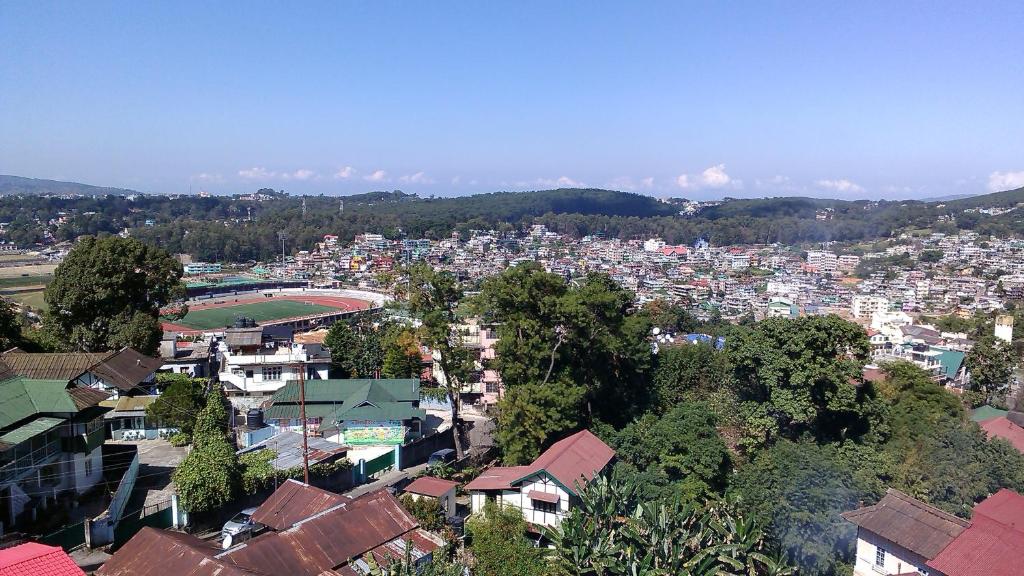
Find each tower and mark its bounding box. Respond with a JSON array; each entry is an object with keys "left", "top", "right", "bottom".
[{"left": 996, "top": 315, "right": 1014, "bottom": 344}]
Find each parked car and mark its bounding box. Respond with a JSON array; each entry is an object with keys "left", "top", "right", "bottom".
[
  {"left": 221, "top": 507, "right": 263, "bottom": 545},
  {"left": 426, "top": 448, "right": 456, "bottom": 469}
]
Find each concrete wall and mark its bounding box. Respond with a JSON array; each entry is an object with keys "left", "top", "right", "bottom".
[{"left": 852, "top": 529, "right": 933, "bottom": 576}]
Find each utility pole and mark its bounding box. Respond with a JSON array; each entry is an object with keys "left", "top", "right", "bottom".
[
  {"left": 297, "top": 361, "right": 310, "bottom": 484},
  {"left": 278, "top": 231, "right": 288, "bottom": 265}
]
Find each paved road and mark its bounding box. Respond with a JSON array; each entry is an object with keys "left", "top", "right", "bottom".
[{"left": 344, "top": 462, "right": 429, "bottom": 498}]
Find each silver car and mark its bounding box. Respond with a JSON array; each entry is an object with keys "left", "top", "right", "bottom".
[{"left": 221, "top": 507, "right": 263, "bottom": 544}]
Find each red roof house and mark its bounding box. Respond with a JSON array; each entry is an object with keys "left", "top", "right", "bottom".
[
  {"left": 0, "top": 542, "right": 85, "bottom": 576},
  {"left": 978, "top": 416, "right": 1024, "bottom": 454},
  {"left": 465, "top": 429, "right": 615, "bottom": 531}
]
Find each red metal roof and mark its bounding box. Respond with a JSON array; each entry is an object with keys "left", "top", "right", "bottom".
[
  {"left": 927, "top": 515, "right": 1024, "bottom": 576},
  {"left": 404, "top": 476, "right": 459, "bottom": 498},
  {"left": 979, "top": 417, "right": 1024, "bottom": 454},
  {"left": 465, "top": 429, "right": 614, "bottom": 495},
  {"left": 96, "top": 528, "right": 253, "bottom": 576},
  {"left": 527, "top": 490, "right": 559, "bottom": 504},
  {"left": 0, "top": 542, "right": 84, "bottom": 576},
  {"left": 251, "top": 478, "right": 350, "bottom": 531},
  {"left": 223, "top": 490, "right": 431, "bottom": 576}
]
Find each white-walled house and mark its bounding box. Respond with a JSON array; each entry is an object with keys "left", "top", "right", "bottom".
[
  {"left": 842, "top": 488, "right": 966, "bottom": 576},
  {"left": 403, "top": 476, "right": 459, "bottom": 519},
  {"left": 465, "top": 430, "right": 614, "bottom": 531}
]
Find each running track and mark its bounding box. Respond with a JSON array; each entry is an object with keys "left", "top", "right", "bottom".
[{"left": 161, "top": 294, "right": 373, "bottom": 333}]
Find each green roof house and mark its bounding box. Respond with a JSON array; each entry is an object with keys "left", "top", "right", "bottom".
[{"left": 263, "top": 379, "right": 426, "bottom": 446}]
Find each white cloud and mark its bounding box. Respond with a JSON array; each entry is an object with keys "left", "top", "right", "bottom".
[
  {"left": 364, "top": 169, "right": 388, "bottom": 183},
  {"left": 988, "top": 170, "right": 1024, "bottom": 192},
  {"left": 238, "top": 166, "right": 276, "bottom": 180},
  {"left": 640, "top": 177, "right": 654, "bottom": 189},
  {"left": 333, "top": 166, "right": 355, "bottom": 179},
  {"left": 607, "top": 176, "right": 655, "bottom": 192},
  {"left": 676, "top": 164, "right": 740, "bottom": 190},
  {"left": 191, "top": 172, "right": 224, "bottom": 183},
  {"left": 283, "top": 169, "right": 316, "bottom": 181},
  {"left": 399, "top": 171, "right": 434, "bottom": 184},
  {"left": 815, "top": 178, "right": 865, "bottom": 195},
  {"left": 537, "top": 176, "right": 584, "bottom": 188}
]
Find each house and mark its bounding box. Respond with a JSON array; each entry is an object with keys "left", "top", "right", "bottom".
[
  {"left": 1, "top": 347, "right": 163, "bottom": 399},
  {"left": 262, "top": 379, "right": 425, "bottom": 445},
  {"left": 403, "top": 476, "right": 459, "bottom": 518},
  {"left": 237, "top": 431, "right": 348, "bottom": 473},
  {"left": 843, "top": 488, "right": 1024, "bottom": 576},
  {"left": 158, "top": 337, "right": 213, "bottom": 377},
  {"left": 249, "top": 478, "right": 349, "bottom": 531},
  {"left": 977, "top": 415, "right": 1024, "bottom": 454},
  {"left": 99, "top": 489, "right": 444, "bottom": 576},
  {"left": 0, "top": 370, "right": 111, "bottom": 530},
  {"left": 465, "top": 429, "right": 614, "bottom": 531},
  {"left": 217, "top": 327, "right": 331, "bottom": 395},
  {"left": 0, "top": 541, "right": 85, "bottom": 576}
]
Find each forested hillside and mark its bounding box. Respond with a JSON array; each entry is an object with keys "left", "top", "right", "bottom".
[{"left": 2, "top": 175, "right": 1023, "bottom": 261}]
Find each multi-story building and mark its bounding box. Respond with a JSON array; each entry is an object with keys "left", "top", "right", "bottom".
[
  {"left": 851, "top": 295, "right": 890, "bottom": 319},
  {"left": 806, "top": 250, "right": 838, "bottom": 274},
  {"left": 183, "top": 262, "right": 222, "bottom": 275},
  {"left": 217, "top": 327, "right": 331, "bottom": 396}
]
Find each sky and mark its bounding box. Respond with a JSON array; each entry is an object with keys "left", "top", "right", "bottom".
[{"left": 1, "top": 1, "right": 1023, "bottom": 200}]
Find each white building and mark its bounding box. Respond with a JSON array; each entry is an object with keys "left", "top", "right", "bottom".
[
  {"left": 217, "top": 328, "right": 331, "bottom": 396},
  {"left": 852, "top": 295, "right": 890, "bottom": 319},
  {"left": 807, "top": 250, "right": 838, "bottom": 274},
  {"left": 465, "top": 430, "right": 614, "bottom": 532},
  {"left": 183, "top": 262, "right": 222, "bottom": 275}
]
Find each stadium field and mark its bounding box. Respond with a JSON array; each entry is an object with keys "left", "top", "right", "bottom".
[{"left": 171, "top": 300, "right": 341, "bottom": 330}]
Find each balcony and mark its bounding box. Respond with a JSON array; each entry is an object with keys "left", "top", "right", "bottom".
[
  {"left": 62, "top": 426, "right": 106, "bottom": 454},
  {"left": 0, "top": 439, "right": 62, "bottom": 483}
]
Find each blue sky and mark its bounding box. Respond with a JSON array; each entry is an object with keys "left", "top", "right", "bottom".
[{"left": 1, "top": 1, "right": 1022, "bottom": 199}]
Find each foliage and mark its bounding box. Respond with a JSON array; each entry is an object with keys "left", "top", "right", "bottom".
[
  {"left": 495, "top": 381, "right": 586, "bottom": 465},
  {"left": 42, "top": 236, "right": 186, "bottom": 354},
  {"left": 0, "top": 297, "right": 22, "bottom": 351},
  {"left": 729, "top": 315, "right": 873, "bottom": 447},
  {"left": 966, "top": 334, "right": 1015, "bottom": 395},
  {"left": 602, "top": 402, "right": 730, "bottom": 501},
  {"left": 324, "top": 317, "right": 385, "bottom": 378},
  {"left": 239, "top": 449, "right": 278, "bottom": 495},
  {"left": 382, "top": 327, "right": 423, "bottom": 379},
  {"left": 546, "top": 474, "right": 794, "bottom": 576},
  {"left": 653, "top": 343, "right": 732, "bottom": 413},
  {"left": 407, "top": 263, "right": 473, "bottom": 457},
  {"left": 173, "top": 384, "right": 238, "bottom": 513},
  {"left": 732, "top": 439, "right": 866, "bottom": 576},
  {"left": 399, "top": 493, "right": 445, "bottom": 531},
  {"left": 466, "top": 501, "right": 545, "bottom": 576},
  {"left": 168, "top": 432, "right": 191, "bottom": 447},
  {"left": 146, "top": 374, "right": 207, "bottom": 435},
  {"left": 477, "top": 263, "right": 653, "bottom": 462}
]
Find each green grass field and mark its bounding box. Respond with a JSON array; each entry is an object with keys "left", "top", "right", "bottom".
[{"left": 171, "top": 300, "right": 340, "bottom": 330}]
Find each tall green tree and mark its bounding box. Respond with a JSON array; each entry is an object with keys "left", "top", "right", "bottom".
[
  {"left": 381, "top": 327, "right": 423, "bottom": 379},
  {"left": 966, "top": 334, "right": 1015, "bottom": 395},
  {"left": 172, "top": 384, "right": 238, "bottom": 513},
  {"left": 0, "top": 297, "right": 22, "bottom": 351},
  {"left": 653, "top": 343, "right": 732, "bottom": 412},
  {"left": 324, "top": 317, "right": 385, "bottom": 378},
  {"left": 43, "top": 236, "right": 186, "bottom": 354},
  {"left": 730, "top": 315, "right": 872, "bottom": 446},
  {"left": 407, "top": 263, "right": 472, "bottom": 458}
]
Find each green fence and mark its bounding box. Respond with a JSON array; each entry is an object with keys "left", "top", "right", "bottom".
[
  {"left": 39, "top": 521, "right": 86, "bottom": 551},
  {"left": 363, "top": 449, "right": 396, "bottom": 477},
  {"left": 113, "top": 502, "right": 174, "bottom": 549}
]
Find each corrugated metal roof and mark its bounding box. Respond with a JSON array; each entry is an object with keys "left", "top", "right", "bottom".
[
  {"left": 0, "top": 350, "right": 110, "bottom": 381},
  {"left": 0, "top": 417, "right": 64, "bottom": 446},
  {"left": 68, "top": 386, "right": 112, "bottom": 410},
  {"left": 928, "top": 490, "right": 1024, "bottom": 576},
  {"left": 225, "top": 327, "right": 265, "bottom": 348},
  {"left": 264, "top": 379, "right": 425, "bottom": 424},
  {"left": 0, "top": 378, "right": 78, "bottom": 430},
  {"left": 404, "top": 476, "right": 459, "bottom": 498},
  {"left": 222, "top": 490, "right": 430, "bottom": 576},
  {"left": 90, "top": 348, "right": 163, "bottom": 391},
  {"left": 842, "top": 489, "right": 968, "bottom": 559},
  {"left": 251, "top": 479, "right": 350, "bottom": 531},
  {"left": 242, "top": 431, "right": 347, "bottom": 470},
  {"left": 113, "top": 395, "right": 159, "bottom": 412},
  {"left": 96, "top": 527, "right": 257, "bottom": 576}
]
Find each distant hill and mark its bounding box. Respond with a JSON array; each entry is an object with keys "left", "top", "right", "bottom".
[{"left": 0, "top": 175, "right": 140, "bottom": 197}]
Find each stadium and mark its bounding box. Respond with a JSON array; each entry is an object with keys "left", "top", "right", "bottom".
[{"left": 161, "top": 287, "right": 386, "bottom": 334}]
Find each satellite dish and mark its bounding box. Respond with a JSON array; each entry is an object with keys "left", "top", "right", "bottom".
[
  {"left": 652, "top": 327, "right": 661, "bottom": 335},
  {"left": 222, "top": 534, "right": 233, "bottom": 550}
]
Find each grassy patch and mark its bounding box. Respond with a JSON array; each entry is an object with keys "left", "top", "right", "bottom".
[{"left": 170, "top": 300, "right": 341, "bottom": 330}]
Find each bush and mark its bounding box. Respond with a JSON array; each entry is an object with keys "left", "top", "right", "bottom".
[
  {"left": 168, "top": 432, "right": 191, "bottom": 447},
  {"left": 399, "top": 493, "right": 445, "bottom": 531}
]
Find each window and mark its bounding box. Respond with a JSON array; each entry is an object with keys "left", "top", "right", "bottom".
[
  {"left": 84, "top": 456, "right": 93, "bottom": 478},
  {"left": 875, "top": 546, "right": 886, "bottom": 567},
  {"left": 532, "top": 499, "right": 558, "bottom": 514},
  {"left": 485, "top": 381, "right": 499, "bottom": 394},
  {"left": 262, "top": 366, "right": 282, "bottom": 381}
]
